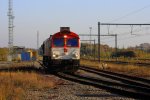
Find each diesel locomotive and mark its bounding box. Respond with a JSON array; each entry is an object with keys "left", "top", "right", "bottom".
[{"left": 41, "top": 27, "right": 80, "bottom": 72}]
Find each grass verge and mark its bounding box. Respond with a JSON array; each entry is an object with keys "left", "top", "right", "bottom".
[
  {"left": 81, "top": 59, "right": 150, "bottom": 78},
  {"left": 0, "top": 71, "right": 57, "bottom": 100}
]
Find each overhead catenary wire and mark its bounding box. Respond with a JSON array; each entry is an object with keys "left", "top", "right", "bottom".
[
  {"left": 102, "top": 32, "right": 150, "bottom": 43},
  {"left": 100, "top": 26, "right": 150, "bottom": 42},
  {"left": 100, "top": 25, "right": 150, "bottom": 46},
  {"left": 103, "top": 26, "right": 150, "bottom": 36},
  {"left": 102, "top": 4, "right": 150, "bottom": 37},
  {"left": 110, "top": 4, "right": 150, "bottom": 22}
]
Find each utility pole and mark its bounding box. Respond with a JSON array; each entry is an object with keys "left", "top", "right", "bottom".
[
  {"left": 115, "top": 34, "right": 118, "bottom": 61},
  {"left": 8, "top": 0, "right": 14, "bottom": 61},
  {"left": 98, "top": 22, "right": 100, "bottom": 62},
  {"left": 37, "top": 31, "right": 39, "bottom": 50},
  {"left": 99, "top": 22, "right": 150, "bottom": 62},
  {"left": 37, "top": 31, "right": 39, "bottom": 60},
  {"left": 89, "top": 27, "right": 92, "bottom": 44},
  {"left": 89, "top": 27, "right": 92, "bottom": 56},
  {"left": 79, "top": 33, "right": 116, "bottom": 62}
]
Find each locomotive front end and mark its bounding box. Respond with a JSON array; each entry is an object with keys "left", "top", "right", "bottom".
[
  {"left": 51, "top": 27, "right": 80, "bottom": 71},
  {"left": 42, "top": 27, "right": 80, "bottom": 72}
]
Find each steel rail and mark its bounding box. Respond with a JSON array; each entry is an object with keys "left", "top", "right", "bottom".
[
  {"left": 80, "top": 66, "right": 150, "bottom": 85},
  {"left": 56, "top": 72, "right": 150, "bottom": 100},
  {"left": 69, "top": 72, "right": 150, "bottom": 93}
]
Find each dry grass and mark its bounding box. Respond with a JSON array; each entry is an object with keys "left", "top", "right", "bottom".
[
  {"left": 0, "top": 61, "right": 35, "bottom": 69},
  {"left": 0, "top": 71, "right": 56, "bottom": 100},
  {"left": 81, "top": 59, "right": 150, "bottom": 78},
  {"left": 10, "top": 61, "right": 35, "bottom": 68}
]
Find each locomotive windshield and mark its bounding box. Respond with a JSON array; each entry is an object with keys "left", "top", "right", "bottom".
[
  {"left": 67, "top": 38, "right": 78, "bottom": 47},
  {"left": 53, "top": 38, "right": 64, "bottom": 47}
]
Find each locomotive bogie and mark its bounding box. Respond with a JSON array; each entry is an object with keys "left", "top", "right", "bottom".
[{"left": 43, "top": 57, "right": 80, "bottom": 72}]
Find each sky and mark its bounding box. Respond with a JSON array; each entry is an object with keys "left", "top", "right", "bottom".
[{"left": 0, "top": 0, "right": 150, "bottom": 48}]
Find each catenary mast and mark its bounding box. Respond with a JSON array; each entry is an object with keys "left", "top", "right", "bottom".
[{"left": 8, "top": 0, "right": 14, "bottom": 61}]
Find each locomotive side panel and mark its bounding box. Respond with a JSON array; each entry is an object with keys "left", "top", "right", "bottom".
[{"left": 43, "top": 38, "right": 51, "bottom": 57}]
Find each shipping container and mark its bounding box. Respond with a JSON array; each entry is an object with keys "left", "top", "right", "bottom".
[{"left": 21, "top": 52, "right": 31, "bottom": 61}]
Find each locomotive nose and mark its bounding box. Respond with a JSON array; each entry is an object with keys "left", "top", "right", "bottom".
[
  {"left": 64, "top": 47, "right": 68, "bottom": 55},
  {"left": 64, "top": 47, "right": 68, "bottom": 52}
]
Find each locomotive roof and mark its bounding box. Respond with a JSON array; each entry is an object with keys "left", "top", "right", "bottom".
[{"left": 52, "top": 31, "right": 79, "bottom": 38}]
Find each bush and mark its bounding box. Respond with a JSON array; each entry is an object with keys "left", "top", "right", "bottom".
[
  {"left": 111, "top": 51, "right": 136, "bottom": 58},
  {"left": 0, "top": 48, "right": 8, "bottom": 61}
]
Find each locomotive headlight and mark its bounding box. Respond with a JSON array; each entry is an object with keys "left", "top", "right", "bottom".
[
  {"left": 75, "top": 53, "right": 78, "bottom": 58},
  {"left": 53, "top": 54, "right": 56, "bottom": 57},
  {"left": 64, "top": 35, "right": 67, "bottom": 38},
  {"left": 52, "top": 51, "right": 60, "bottom": 58},
  {"left": 73, "top": 52, "right": 79, "bottom": 58}
]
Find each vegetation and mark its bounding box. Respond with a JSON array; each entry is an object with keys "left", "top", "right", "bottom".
[
  {"left": 80, "top": 43, "right": 150, "bottom": 61},
  {"left": 81, "top": 43, "right": 150, "bottom": 76},
  {"left": 111, "top": 51, "right": 136, "bottom": 58},
  {"left": 0, "top": 71, "right": 57, "bottom": 100},
  {"left": 81, "top": 59, "right": 150, "bottom": 78},
  {"left": 0, "top": 62, "right": 61, "bottom": 100},
  {"left": 0, "top": 48, "right": 8, "bottom": 61}
]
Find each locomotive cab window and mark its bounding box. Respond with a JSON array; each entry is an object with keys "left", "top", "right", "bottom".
[
  {"left": 67, "top": 38, "right": 78, "bottom": 47},
  {"left": 53, "top": 38, "right": 64, "bottom": 47}
]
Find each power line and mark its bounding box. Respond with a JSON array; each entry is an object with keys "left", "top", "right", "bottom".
[
  {"left": 110, "top": 4, "right": 150, "bottom": 22},
  {"left": 100, "top": 23, "right": 150, "bottom": 36},
  {"left": 99, "top": 24, "right": 150, "bottom": 43},
  {"left": 37, "top": 31, "right": 39, "bottom": 50},
  {"left": 102, "top": 32, "right": 150, "bottom": 43},
  {"left": 102, "top": 26, "right": 150, "bottom": 37}
]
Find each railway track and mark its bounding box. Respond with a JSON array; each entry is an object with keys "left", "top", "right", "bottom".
[
  {"left": 56, "top": 71, "right": 150, "bottom": 100},
  {"left": 80, "top": 66, "right": 150, "bottom": 88},
  {"left": 37, "top": 61, "right": 150, "bottom": 99}
]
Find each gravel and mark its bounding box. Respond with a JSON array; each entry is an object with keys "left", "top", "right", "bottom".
[{"left": 26, "top": 75, "right": 135, "bottom": 100}]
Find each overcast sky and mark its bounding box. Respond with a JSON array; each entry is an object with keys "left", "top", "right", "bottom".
[{"left": 0, "top": 0, "right": 150, "bottom": 48}]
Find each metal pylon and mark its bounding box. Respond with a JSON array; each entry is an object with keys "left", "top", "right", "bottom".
[{"left": 8, "top": 0, "right": 14, "bottom": 61}]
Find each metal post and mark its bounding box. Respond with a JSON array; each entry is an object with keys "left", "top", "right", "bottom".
[
  {"left": 89, "top": 27, "right": 92, "bottom": 56},
  {"left": 89, "top": 27, "right": 92, "bottom": 44},
  {"left": 8, "top": 0, "right": 14, "bottom": 61},
  {"left": 98, "top": 22, "right": 100, "bottom": 62},
  {"left": 37, "top": 31, "right": 39, "bottom": 50},
  {"left": 94, "top": 39, "right": 96, "bottom": 61},
  {"left": 115, "top": 34, "right": 117, "bottom": 61},
  {"left": 37, "top": 31, "right": 39, "bottom": 61}
]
